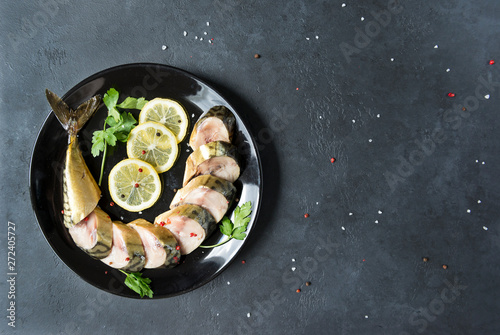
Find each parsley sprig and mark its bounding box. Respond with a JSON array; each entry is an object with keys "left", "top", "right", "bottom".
[
  {"left": 91, "top": 88, "right": 147, "bottom": 185},
  {"left": 119, "top": 270, "right": 153, "bottom": 298},
  {"left": 200, "top": 201, "right": 252, "bottom": 248}
]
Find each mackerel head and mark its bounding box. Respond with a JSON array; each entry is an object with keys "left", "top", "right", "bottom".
[{"left": 45, "top": 89, "right": 102, "bottom": 228}]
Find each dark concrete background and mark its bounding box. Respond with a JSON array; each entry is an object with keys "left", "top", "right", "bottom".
[{"left": 1, "top": 0, "right": 500, "bottom": 334}]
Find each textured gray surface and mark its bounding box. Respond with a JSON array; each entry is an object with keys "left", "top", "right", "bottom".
[{"left": 1, "top": 0, "right": 500, "bottom": 334}]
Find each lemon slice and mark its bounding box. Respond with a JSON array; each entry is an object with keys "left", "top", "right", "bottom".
[
  {"left": 139, "top": 98, "right": 189, "bottom": 143},
  {"left": 108, "top": 159, "right": 161, "bottom": 212},
  {"left": 127, "top": 121, "right": 179, "bottom": 173}
]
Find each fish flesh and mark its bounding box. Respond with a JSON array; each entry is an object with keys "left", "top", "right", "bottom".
[
  {"left": 155, "top": 204, "right": 216, "bottom": 255},
  {"left": 189, "top": 106, "right": 236, "bottom": 150},
  {"left": 100, "top": 221, "right": 146, "bottom": 272},
  {"left": 68, "top": 207, "right": 113, "bottom": 259},
  {"left": 128, "top": 219, "right": 181, "bottom": 268},
  {"left": 45, "top": 89, "right": 102, "bottom": 228},
  {"left": 170, "top": 175, "right": 236, "bottom": 223},
  {"left": 183, "top": 141, "right": 240, "bottom": 186}
]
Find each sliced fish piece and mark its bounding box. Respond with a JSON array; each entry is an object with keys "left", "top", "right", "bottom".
[
  {"left": 128, "top": 219, "right": 181, "bottom": 268},
  {"left": 46, "top": 89, "right": 102, "bottom": 227},
  {"left": 155, "top": 204, "right": 216, "bottom": 255},
  {"left": 189, "top": 106, "right": 236, "bottom": 150},
  {"left": 183, "top": 141, "right": 240, "bottom": 186},
  {"left": 171, "top": 175, "right": 236, "bottom": 222},
  {"left": 68, "top": 207, "right": 113, "bottom": 259},
  {"left": 100, "top": 221, "right": 146, "bottom": 272}
]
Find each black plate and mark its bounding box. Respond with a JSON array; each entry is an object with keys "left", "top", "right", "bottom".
[{"left": 29, "top": 63, "right": 262, "bottom": 299}]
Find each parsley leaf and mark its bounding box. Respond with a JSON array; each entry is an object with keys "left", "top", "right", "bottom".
[
  {"left": 233, "top": 201, "right": 252, "bottom": 229},
  {"left": 120, "top": 270, "right": 153, "bottom": 298},
  {"left": 103, "top": 88, "right": 120, "bottom": 122},
  {"left": 200, "top": 201, "right": 253, "bottom": 248},
  {"left": 90, "top": 88, "right": 146, "bottom": 186},
  {"left": 117, "top": 96, "right": 148, "bottom": 109},
  {"left": 220, "top": 216, "right": 233, "bottom": 236},
  {"left": 91, "top": 131, "right": 106, "bottom": 157}
]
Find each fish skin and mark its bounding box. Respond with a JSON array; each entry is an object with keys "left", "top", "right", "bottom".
[{"left": 45, "top": 89, "right": 102, "bottom": 227}]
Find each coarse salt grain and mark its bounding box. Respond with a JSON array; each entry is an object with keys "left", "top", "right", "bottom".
[
  {"left": 483, "top": 226, "right": 488, "bottom": 230},
  {"left": 446, "top": 68, "right": 451, "bottom": 72},
  {"left": 291, "top": 267, "right": 296, "bottom": 271},
  {"left": 390, "top": 58, "right": 394, "bottom": 61},
  {"left": 227, "top": 281, "right": 230, "bottom": 285},
  {"left": 478, "top": 200, "right": 482, "bottom": 204},
  {"left": 206, "top": 21, "right": 210, "bottom": 26},
  {"left": 378, "top": 210, "right": 382, "bottom": 214},
  {"left": 352, "top": 119, "right": 356, "bottom": 123},
  {"left": 365, "top": 315, "right": 369, "bottom": 319},
  {"left": 375, "top": 220, "right": 378, "bottom": 223},
  {"left": 434, "top": 45, "right": 438, "bottom": 49},
  {"left": 315, "top": 35, "right": 319, "bottom": 39},
  {"left": 183, "top": 31, "right": 188, "bottom": 36},
  {"left": 200, "top": 37, "right": 204, "bottom": 41},
  {"left": 482, "top": 161, "right": 485, "bottom": 165},
  {"left": 138, "top": 211, "right": 142, "bottom": 215},
  {"left": 292, "top": 258, "right": 296, "bottom": 262},
  {"left": 485, "top": 94, "right": 490, "bottom": 99},
  {"left": 161, "top": 45, "right": 167, "bottom": 50},
  {"left": 342, "top": 3, "right": 346, "bottom": 7},
  {"left": 247, "top": 313, "right": 251, "bottom": 318},
  {"left": 361, "top": 17, "right": 365, "bottom": 21},
  {"left": 306, "top": 37, "right": 310, "bottom": 40},
  {"left": 341, "top": 226, "right": 345, "bottom": 230},
  {"left": 467, "top": 209, "right": 471, "bottom": 213},
  {"left": 368, "top": 139, "right": 373, "bottom": 142},
  {"left": 349, "top": 212, "right": 353, "bottom": 216},
  {"left": 376, "top": 114, "right": 380, "bottom": 118},
  {"left": 204, "top": 31, "right": 207, "bottom": 35}
]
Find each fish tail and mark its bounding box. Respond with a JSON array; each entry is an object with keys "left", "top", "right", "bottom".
[{"left": 45, "top": 89, "right": 102, "bottom": 137}]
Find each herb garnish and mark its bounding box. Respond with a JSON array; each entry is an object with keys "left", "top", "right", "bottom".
[
  {"left": 200, "top": 201, "right": 252, "bottom": 248},
  {"left": 119, "top": 270, "right": 153, "bottom": 298},
  {"left": 91, "top": 88, "right": 147, "bottom": 185}
]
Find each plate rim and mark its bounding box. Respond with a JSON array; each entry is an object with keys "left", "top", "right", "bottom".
[{"left": 29, "top": 62, "right": 263, "bottom": 298}]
